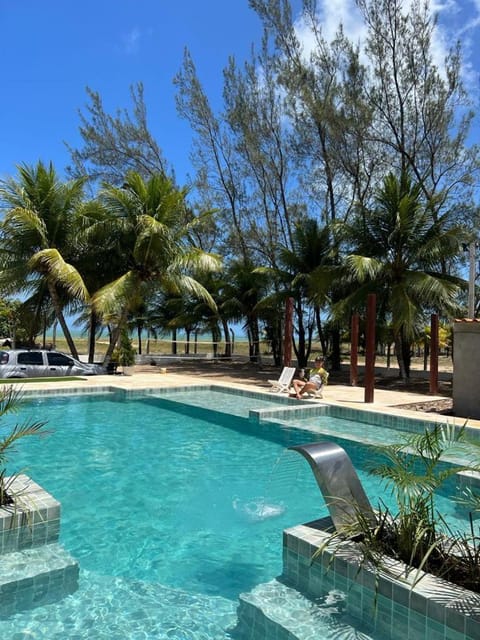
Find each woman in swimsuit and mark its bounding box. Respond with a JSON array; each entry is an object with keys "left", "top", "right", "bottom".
[{"left": 292, "top": 357, "right": 328, "bottom": 399}]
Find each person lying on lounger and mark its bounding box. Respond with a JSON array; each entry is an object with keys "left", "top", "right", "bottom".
[{"left": 291, "top": 357, "right": 328, "bottom": 399}]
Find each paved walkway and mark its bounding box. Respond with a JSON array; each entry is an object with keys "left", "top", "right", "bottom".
[{"left": 12, "top": 369, "right": 478, "bottom": 429}]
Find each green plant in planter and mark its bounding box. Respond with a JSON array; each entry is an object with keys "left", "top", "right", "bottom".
[
  {"left": 116, "top": 329, "right": 136, "bottom": 367},
  {"left": 315, "top": 423, "right": 480, "bottom": 593},
  {"left": 0, "top": 386, "right": 48, "bottom": 507}
]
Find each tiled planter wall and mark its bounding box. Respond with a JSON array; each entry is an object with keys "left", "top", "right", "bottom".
[
  {"left": 0, "top": 475, "right": 79, "bottom": 617},
  {"left": 0, "top": 475, "right": 60, "bottom": 554},
  {"left": 282, "top": 518, "right": 480, "bottom": 640}
]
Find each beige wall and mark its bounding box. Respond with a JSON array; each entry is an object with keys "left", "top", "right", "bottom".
[{"left": 453, "top": 322, "right": 480, "bottom": 419}]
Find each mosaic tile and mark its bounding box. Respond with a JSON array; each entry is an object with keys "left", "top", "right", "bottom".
[{"left": 283, "top": 520, "right": 480, "bottom": 640}]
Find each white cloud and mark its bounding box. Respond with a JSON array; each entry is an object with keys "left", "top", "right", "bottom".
[
  {"left": 294, "top": 0, "right": 365, "bottom": 57},
  {"left": 314, "top": 0, "right": 366, "bottom": 44},
  {"left": 123, "top": 27, "right": 141, "bottom": 55},
  {"left": 293, "top": 0, "right": 479, "bottom": 89},
  {"left": 436, "top": 0, "right": 480, "bottom": 93}
]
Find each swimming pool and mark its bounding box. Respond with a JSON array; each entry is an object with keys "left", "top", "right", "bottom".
[{"left": 0, "top": 388, "right": 473, "bottom": 639}]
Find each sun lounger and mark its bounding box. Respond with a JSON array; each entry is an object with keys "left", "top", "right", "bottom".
[{"left": 267, "top": 366, "right": 296, "bottom": 393}]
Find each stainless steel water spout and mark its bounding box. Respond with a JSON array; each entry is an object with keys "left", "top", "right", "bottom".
[{"left": 290, "top": 441, "right": 377, "bottom": 534}]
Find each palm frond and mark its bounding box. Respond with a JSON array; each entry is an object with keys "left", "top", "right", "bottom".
[
  {"left": 92, "top": 271, "right": 143, "bottom": 319},
  {"left": 160, "top": 273, "right": 217, "bottom": 311},
  {"left": 28, "top": 249, "right": 90, "bottom": 302},
  {"left": 344, "top": 255, "right": 383, "bottom": 281}
]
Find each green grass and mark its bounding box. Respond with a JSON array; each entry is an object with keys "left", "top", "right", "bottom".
[{"left": 0, "top": 376, "right": 87, "bottom": 384}]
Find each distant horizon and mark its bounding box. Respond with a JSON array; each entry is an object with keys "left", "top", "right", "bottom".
[{"left": 46, "top": 325, "right": 248, "bottom": 342}]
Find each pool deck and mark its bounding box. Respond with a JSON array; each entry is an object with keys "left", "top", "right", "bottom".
[{"left": 11, "top": 369, "right": 480, "bottom": 430}]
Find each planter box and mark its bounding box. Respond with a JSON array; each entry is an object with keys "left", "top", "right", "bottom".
[
  {"left": 0, "top": 475, "right": 79, "bottom": 617},
  {"left": 0, "top": 474, "right": 60, "bottom": 554},
  {"left": 122, "top": 365, "right": 135, "bottom": 376},
  {"left": 282, "top": 517, "right": 480, "bottom": 640}
]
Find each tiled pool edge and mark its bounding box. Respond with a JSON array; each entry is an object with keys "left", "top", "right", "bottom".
[
  {"left": 281, "top": 517, "right": 480, "bottom": 640},
  {"left": 0, "top": 475, "right": 79, "bottom": 617},
  {"left": 16, "top": 382, "right": 480, "bottom": 442}
]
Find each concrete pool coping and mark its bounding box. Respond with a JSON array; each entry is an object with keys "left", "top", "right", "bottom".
[{"left": 5, "top": 369, "right": 478, "bottom": 430}]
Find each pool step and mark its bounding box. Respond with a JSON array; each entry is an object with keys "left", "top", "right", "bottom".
[
  {"left": 0, "top": 543, "right": 79, "bottom": 618},
  {"left": 233, "top": 578, "right": 374, "bottom": 640},
  {"left": 0, "top": 569, "right": 237, "bottom": 637}
]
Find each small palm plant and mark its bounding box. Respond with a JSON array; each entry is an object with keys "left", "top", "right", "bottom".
[
  {"left": 316, "top": 423, "right": 480, "bottom": 593},
  {"left": 0, "top": 387, "right": 48, "bottom": 507},
  {"left": 116, "top": 328, "right": 136, "bottom": 367},
  {"left": 370, "top": 426, "right": 469, "bottom": 562}
]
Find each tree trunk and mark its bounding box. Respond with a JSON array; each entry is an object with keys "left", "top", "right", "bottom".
[
  {"left": 330, "top": 326, "right": 341, "bottom": 371},
  {"left": 211, "top": 326, "right": 221, "bottom": 358},
  {"left": 394, "top": 329, "right": 410, "bottom": 379},
  {"left": 293, "top": 298, "right": 307, "bottom": 367},
  {"left": 47, "top": 281, "right": 79, "bottom": 359},
  {"left": 315, "top": 306, "right": 327, "bottom": 356},
  {"left": 42, "top": 317, "right": 47, "bottom": 349},
  {"left": 221, "top": 318, "right": 232, "bottom": 358},
  {"left": 271, "top": 319, "right": 282, "bottom": 367},
  {"left": 88, "top": 312, "right": 97, "bottom": 363},
  {"left": 137, "top": 325, "right": 142, "bottom": 355},
  {"left": 172, "top": 328, "right": 177, "bottom": 355},
  {"left": 247, "top": 317, "right": 261, "bottom": 363}
]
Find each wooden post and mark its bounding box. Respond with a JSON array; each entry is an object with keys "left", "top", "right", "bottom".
[
  {"left": 430, "top": 313, "right": 439, "bottom": 395},
  {"left": 350, "top": 314, "right": 359, "bottom": 386},
  {"left": 364, "top": 294, "right": 376, "bottom": 403},
  {"left": 283, "top": 297, "right": 294, "bottom": 367}
]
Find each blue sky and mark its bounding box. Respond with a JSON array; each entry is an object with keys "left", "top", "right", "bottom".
[
  {"left": 0, "top": 0, "right": 272, "bottom": 184},
  {"left": 0, "top": 0, "right": 479, "bottom": 187}
]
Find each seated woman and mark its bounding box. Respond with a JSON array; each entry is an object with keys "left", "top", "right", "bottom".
[{"left": 292, "top": 357, "right": 328, "bottom": 399}]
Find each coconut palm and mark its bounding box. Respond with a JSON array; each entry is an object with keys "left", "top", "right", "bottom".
[
  {"left": 337, "top": 172, "right": 465, "bottom": 378},
  {"left": 71, "top": 198, "right": 127, "bottom": 361},
  {"left": 93, "top": 171, "right": 220, "bottom": 363},
  {"left": 278, "top": 219, "right": 337, "bottom": 365},
  {"left": 222, "top": 259, "right": 271, "bottom": 362},
  {"left": 0, "top": 162, "right": 89, "bottom": 358}
]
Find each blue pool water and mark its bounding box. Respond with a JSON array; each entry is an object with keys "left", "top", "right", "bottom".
[{"left": 0, "top": 390, "right": 472, "bottom": 639}]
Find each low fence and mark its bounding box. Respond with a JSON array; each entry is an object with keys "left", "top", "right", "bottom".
[{"left": 136, "top": 353, "right": 214, "bottom": 365}]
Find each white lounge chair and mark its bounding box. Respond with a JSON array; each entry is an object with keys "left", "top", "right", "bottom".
[{"left": 268, "top": 366, "right": 296, "bottom": 393}]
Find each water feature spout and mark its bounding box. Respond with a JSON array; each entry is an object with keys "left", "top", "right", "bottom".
[{"left": 289, "top": 442, "right": 377, "bottom": 535}]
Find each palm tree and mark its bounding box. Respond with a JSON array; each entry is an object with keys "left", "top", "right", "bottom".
[
  {"left": 71, "top": 198, "right": 127, "bottom": 362},
  {"left": 93, "top": 171, "right": 220, "bottom": 363},
  {"left": 337, "top": 172, "right": 465, "bottom": 378},
  {"left": 0, "top": 162, "right": 89, "bottom": 358},
  {"left": 278, "top": 219, "right": 336, "bottom": 365},
  {"left": 222, "top": 259, "right": 271, "bottom": 362}
]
